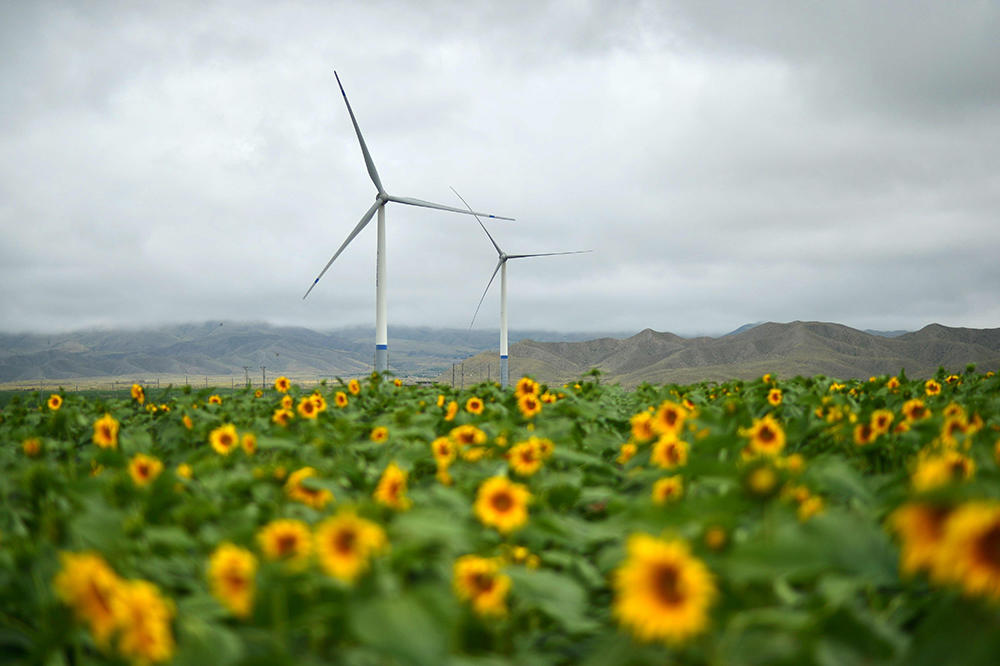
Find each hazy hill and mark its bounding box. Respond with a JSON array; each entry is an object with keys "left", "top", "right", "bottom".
[
  {"left": 437, "top": 322, "right": 1000, "bottom": 387},
  {"left": 0, "top": 323, "right": 629, "bottom": 383}
]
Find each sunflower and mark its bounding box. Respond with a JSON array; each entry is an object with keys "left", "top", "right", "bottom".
[
  {"left": 450, "top": 424, "right": 487, "bottom": 447},
  {"left": 93, "top": 413, "right": 120, "bottom": 449},
  {"left": 853, "top": 422, "right": 877, "bottom": 446},
  {"left": 797, "top": 495, "right": 824, "bottom": 522},
  {"left": 508, "top": 439, "right": 543, "bottom": 476},
  {"left": 53, "top": 551, "right": 122, "bottom": 645},
  {"left": 630, "top": 412, "right": 656, "bottom": 443},
  {"left": 935, "top": 502, "right": 1000, "bottom": 600},
  {"left": 274, "top": 376, "right": 291, "bottom": 393},
  {"left": 182, "top": 414, "right": 193, "bottom": 430},
  {"left": 285, "top": 466, "right": 334, "bottom": 509},
  {"left": 257, "top": 519, "right": 312, "bottom": 570},
  {"left": 311, "top": 392, "right": 327, "bottom": 413},
  {"left": 237, "top": 432, "right": 256, "bottom": 456},
  {"left": 651, "top": 434, "right": 689, "bottom": 469},
  {"left": 272, "top": 408, "right": 294, "bottom": 426},
  {"left": 437, "top": 394, "right": 446, "bottom": 408},
  {"left": 453, "top": 555, "right": 510, "bottom": 617},
  {"left": 515, "top": 376, "right": 539, "bottom": 398},
  {"left": 871, "top": 409, "right": 894, "bottom": 436},
  {"left": 208, "top": 543, "right": 257, "bottom": 618},
  {"left": 902, "top": 399, "right": 931, "bottom": 422},
  {"left": 742, "top": 415, "right": 786, "bottom": 456},
  {"left": 911, "top": 450, "right": 975, "bottom": 492},
  {"left": 613, "top": 534, "right": 717, "bottom": 645},
  {"left": 431, "top": 436, "right": 457, "bottom": 465},
  {"left": 22, "top": 437, "right": 42, "bottom": 457},
  {"left": 517, "top": 392, "right": 542, "bottom": 419},
  {"left": 889, "top": 502, "right": 951, "bottom": 576},
  {"left": 444, "top": 400, "right": 459, "bottom": 421},
  {"left": 111, "top": 579, "right": 175, "bottom": 664},
  {"left": 254, "top": 389, "right": 263, "bottom": 398},
  {"left": 130, "top": 384, "right": 145, "bottom": 405},
  {"left": 744, "top": 464, "right": 779, "bottom": 497},
  {"left": 466, "top": 396, "right": 485, "bottom": 415},
  {"left": 314, "top": 511, "right": 387, "bottom": 583},
  {"left": 334, "top": 391, "right": 349, "bottom": 408},
  {"left": 209, "top": 424, "right": 239, "bottom": 455},
  {"left": 208, "top": 395, "right": 222, "bottom": 405},
  {"left": 925, "top": 379, "right": 942, "bottom": 396},
  {"left": 767, "top": 388, "right": 782, "bottom": 406},
  {"left": 48, "top": 393, "right": 63, "bottom": 410},
  {"left": 943, "top": 403, "right": 966, "bottom": 419},
  {"left": 393, "top": 378, "right": 403, "bottom": 387},
  {"left": 475, "top": 476, "right": 531, "bottom": 533},
  {"left": 373, "top": 462, "right": 411, "bottom": 511},
  {"left": 297, "top": 396, "right": 319, "bottom": 419},
  {"left": 176, "top": 463, "right": 193, "bottom": 480},
  {"left": 652, "top": 401, "right": 688, "bottom": 436},
  {"left": 617, "top": 442, "right": 638, "bottom": 464},
  {"left": 887, "top": 376, "right": 900, "bottom": 390},
  {"left": 370, "top": 426, "right": 389, "bottom": 443},
  {"left": 129, "top": 454, "right": 163, "bottom": 487},
  {"left": 280, "top": 395, "right": 294, "bottom": 410},
  {"left": 348, "top": 379, "right": 361, "bottom": 395},
  {"left": 652, "top": 476, "right": 684, "bottom": 504}
]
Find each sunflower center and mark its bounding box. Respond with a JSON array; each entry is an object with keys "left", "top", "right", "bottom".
[
  {"left": 223, "top": 570, "right": 247, "bottom": 592},
  {"left": 220, "top": 434, "right": 233, "bottom": 447},
  {"left": 137, "top": 463, "right": 150, "bottom": 477},
  {"left": 651, "top": 563, "right": 684, "bottom": 606},
  {"left": 277, "top": 534, "right": 298, "bottom": 555},
  {"left": 334, "top": 528, "right": 357, "bottom": 555},
  {"left": 976, "top": 524, "right": 1000, "bottom": 568},
  {"left": 387, "top": 479, "right": 401, "bottom": 499},
  {"left": 490, "top": 491, "right": 514, "bottom": 513},
  {"left": 88, "top": 581, "right": 114, "bottom": 615},
  {"left": 100, "top": 425, "right": 112, "bottom": 439},
  {"left": 472, "top": 572, "right": 495, "bottom": 593},
  {"left": 758, "top": 426, "right": 775, "bottom": 443}
]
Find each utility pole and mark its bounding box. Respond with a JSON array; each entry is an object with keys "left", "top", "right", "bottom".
[
  {"left": 243, "top": 366, "right": 250, "bottom": 387},
  {"left": 461, "top": 363, "right": 464, "bottom": 389},
  {"left": 261, "top": 366, "right": 266, "bottom": 388}
]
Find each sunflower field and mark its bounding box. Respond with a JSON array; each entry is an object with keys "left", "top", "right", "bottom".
[{"left": 2, "top": 368, "right": 1000, "bottom": 665}]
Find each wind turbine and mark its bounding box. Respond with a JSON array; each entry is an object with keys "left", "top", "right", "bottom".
[
  {"left": 303, "top": 72, "right": 514, "bottom": 373},
  {"left": 452, "top": 187, "right": 591, "bottom": 388}
]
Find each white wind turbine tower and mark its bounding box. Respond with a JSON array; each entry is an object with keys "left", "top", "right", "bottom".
[
  {"left": 452, "top": 187, "right": 591, "bottom": 388},
  {"left": 303, "top": 72, "right": 514, "bottom": 373}
]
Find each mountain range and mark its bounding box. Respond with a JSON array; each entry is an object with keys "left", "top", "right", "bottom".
[
  {"left": 1, "top": 321, "right": 997, "bottom": 388},
  {"left": 434, "top": 321, "right": 1000, "bottom": 386}
]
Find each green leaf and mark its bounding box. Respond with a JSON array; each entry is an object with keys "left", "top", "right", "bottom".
[
  {"left": 350, "top": 592, "right": 450, "bottom": 666},
  {"left": 507, "top": 568, "right": 600, "bottom": 634}
]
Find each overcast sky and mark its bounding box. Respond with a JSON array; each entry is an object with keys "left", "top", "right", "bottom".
[{"left": 2, "top": 0, "right": 998, "bottom": 338}]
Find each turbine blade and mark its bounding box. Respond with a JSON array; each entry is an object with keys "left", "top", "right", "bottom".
[
  {"left": 303, "top": 201, "right": 381, "bottom": 299},
  {"left": 386, "top": 194, "right": 514, "bottom": 221},
  {"left": 506, "top": 250, "right": 593, "bottom": 259},
  {"left": 470, "top": 258, "right": 504, "bottom": 328},
  {"left": 334, "top": 71, "right": 385, "bottom": 195},
  {"left": 450, "top": 186, "right": 503, "bottom": 255}
]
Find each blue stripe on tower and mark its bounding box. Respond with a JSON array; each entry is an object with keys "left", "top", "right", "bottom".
[
  {"left": 376, "top": 344, "right": 388, "bottom": 350},
  {"left": 500, "top": 355, "right": 508, "bottom": 359}
]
